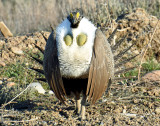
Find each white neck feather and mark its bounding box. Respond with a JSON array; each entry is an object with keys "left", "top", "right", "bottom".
[{"left": 55, "top": 17, "right": 97, "bottom": 78}]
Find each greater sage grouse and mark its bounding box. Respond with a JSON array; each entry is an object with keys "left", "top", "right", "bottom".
[{"left": 31, "top": 9, "right": 138, "bottom": 120}]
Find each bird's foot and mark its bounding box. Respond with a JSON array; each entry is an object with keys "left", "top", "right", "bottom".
[
  {"left": 73, "top": 109, "right": 80, "bottom": 116},
  {"left": 78, "top": 115, "right": 86, "bottom": 121}
]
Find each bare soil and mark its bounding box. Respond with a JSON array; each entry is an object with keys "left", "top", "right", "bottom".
[{"left": 0, "top": 81, "right": 160, "bottom": 125}]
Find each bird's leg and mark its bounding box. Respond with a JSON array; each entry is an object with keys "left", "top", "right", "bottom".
[
  {"left": 75, "top": 99, "right": 81, "bottom": 114},
  {"left": 75, "top": 93, "right": 81, "bottom": 114},
  {"left": 80, "top": 94, "right": 86, "bottom": 120}
]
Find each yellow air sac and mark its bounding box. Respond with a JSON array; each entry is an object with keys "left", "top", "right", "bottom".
[
  {"left": 77, "top": 33, "right": 87, "bottom": 46},
  {"left": 64, "top": 35, "right": 73, "bottom": 46}
]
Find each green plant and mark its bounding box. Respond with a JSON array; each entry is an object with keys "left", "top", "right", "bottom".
[{"left": 142, "top": 58, "right": 160, "bottom": 72}]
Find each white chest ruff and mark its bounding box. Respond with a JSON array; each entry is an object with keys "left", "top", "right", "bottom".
[{"left": 56, "top": 18, "right": 97, "bottom": 78}]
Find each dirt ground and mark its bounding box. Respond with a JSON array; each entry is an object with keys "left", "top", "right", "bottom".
[
  {"left": 0, "top": 8, "right": 160, "bottom": 125},
  {"left": 0, "top": 80, "right": 160, "bottom": 125}
]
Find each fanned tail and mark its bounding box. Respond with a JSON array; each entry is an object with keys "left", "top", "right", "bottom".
[
  {"left": 31, "top": 27, "right": 139, "bottom": 83},
  {"left": 108, "top": 28, "right": 139, "bottom": 82},
  {"left": 29, "top": 32, "right": 50, "bottom": 81}
]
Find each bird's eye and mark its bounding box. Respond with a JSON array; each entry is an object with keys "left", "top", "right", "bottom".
[
  {"left": 64, "top": 34, "right": 73, "bottom": 46},
  {"left": 77, "top": 33, "right": 87, "bottom": 46}
]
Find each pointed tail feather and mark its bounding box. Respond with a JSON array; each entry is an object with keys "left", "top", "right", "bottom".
[
  {"left": 30, "top": 68, "right": 44, "bottom": 74},
  {"left": 115, "top": 54, "right": 139, "bottom": 68},
  {"left": 40, "top": 32, "right": 48, "bottom": 42},
  {"left": 107, "top": 27, "right": 118, "bottom": 44},
  {"left": 50, "top": 24, "right": 54, "bottom": 32},
  {"left": 33, "top": 43, "right": 44, "bottom": 54},
  {"left": 111, "top": 35, "right": 127, "bottom": 53},
  {"left": 114, "top": 66, "right": 137, "bottom": 75},
  {"left": 31, "top": 56, "right": 43, "bottom": 65},
  {"left": 114, "top": 41, "right": 136, "bottom": 61},
  {"left": 36, "top": 78, "right": 47, "bottom": 82},
  {"left": 114, "top": 76, "right": 137, "bottom": 81}
]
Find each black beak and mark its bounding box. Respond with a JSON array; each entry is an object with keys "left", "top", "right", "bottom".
[{"left": 72, "top": 18, "right": 77, "bottom": 25}]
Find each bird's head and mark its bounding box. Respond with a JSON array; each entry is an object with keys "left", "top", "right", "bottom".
[{"left": 67, "top": 9, "right": 83, "bottom": 28}]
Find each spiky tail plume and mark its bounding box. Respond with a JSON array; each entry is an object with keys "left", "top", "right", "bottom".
[
  {"left": 31, "top": 28, "right": 138, "bottom": 83},
  {"left": 108, "top": 27, "right": 139, "bottom": 81},
  {"left": 29, "top": 32, "right": 49, "bottom": 81}
]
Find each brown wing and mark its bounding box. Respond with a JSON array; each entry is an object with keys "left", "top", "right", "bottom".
[
  {"left": 43, "top": 31, "right": 66, "bottom": 104},
  {"left": 86, "top": 29, "right": 114, "bottom": 104}
]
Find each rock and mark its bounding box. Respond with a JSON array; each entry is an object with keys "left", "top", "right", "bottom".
[
  {"left": 133, "top": 50, "right": 139, "bottom": 55},
  {"left": 0, "top": 21, "right": 13, "bottom": 37},
  {"left": 142, "top": 70, "right": 160, "bottom": 81},
  {"left": 113, "top": 108, "right": 121, "bottom": 114},
  {"left": 28, "top": 44, "right": 33, "bottom": 49},
  {"left": 121, "top": 113, "right": 137, "bottom": 117},
  {"left": 155, "top": 108, "right": 160, "bottom": 114},
  {"left": 7, "top": 82, "right": 16, "bottom": 87},
  {"left": 48, "top": 90, "right": 54, "bottom": 94},
  {"left": 29, "top": 82, "right": 46, "bottom": 94},
  {"left": 11, "top": 47, "right": 23, "bottom": 55},
  {"left": 0, "top": 61, "right": 5, "bottom": 67},
  {"left": 0, "top": 40, "right": 5, "bottom": 46}
]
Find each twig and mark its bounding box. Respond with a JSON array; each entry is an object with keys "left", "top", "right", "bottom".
[
  {"left": 117, "top": 95, "right": 160, "bottom": 100},
  {"left": 2, "top": 114, "right": 22, "bottom": 118},
  {"left": 2, "top": 117, "right": 38, "bottom": 123},
  {"left": 1, "top": 84, "right": 31, "bottom": 108},
  {"left": 138, "top": 20, "right": 160, "bottom": 81}
]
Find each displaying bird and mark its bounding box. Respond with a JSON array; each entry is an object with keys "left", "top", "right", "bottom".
[{"left": 31, "top": 9, "right": 138, "bottom": 120}]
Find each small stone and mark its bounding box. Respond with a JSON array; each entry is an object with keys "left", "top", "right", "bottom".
[
  {"left": 49, "top": 90, "right": 54, "bottom": 94},
  {"left": 142, "top": 70, "right": 160, "bottom": 81},
  {"left": 133, "top": 99, "right": 139, "bottom": 104},
  {"left": 0, "top": 80, "right": 3, "bottom": 85},
  {"left": 28, "top": 44, "right": 33, "bottom": 49},
  {"left": 7, "top": 82, "right": 16, "bottom": 87},
  {"left": 123, "top": 109, "right": 126, "bottom": 114},
  {"left": 7, "top": 78, "right": 13, "bottom": 81},
  {"left": 133, "top": 50, "right": 139, "bottom": 55},
  {"left": 148, "top": 103, "right": 154, "bottom": 109},
  {"left": 155, "top": 108, "right": 160, "bottom": 114},
  {"left": 29, "top": 82, "right": 46, "bottom": 94},
  {"left": 0, "top": 61, "right": 5, "bottom": 67},
  {"left": 113, "top": 108, "right": 121, "bottom": 114},
  {"left": 147, "top": 91, "right": 153, "bottom": 96},
  {"left": 25, "top": 62, "right": 29, "bottom": 66},
  {"left": 11, "top": 47, "right": 23, "bottom": 55},
  {"left": 0, "top": 21, "right": 13, "bottom": 37}
]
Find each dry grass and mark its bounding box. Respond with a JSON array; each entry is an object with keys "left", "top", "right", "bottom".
[{"left": 0, "top": 0, "right": 160, "bottom": 35}]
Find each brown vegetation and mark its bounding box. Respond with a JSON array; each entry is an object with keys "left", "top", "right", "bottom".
[{"left": 0, "top": 0, "right": 160, "bottom": 35}]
